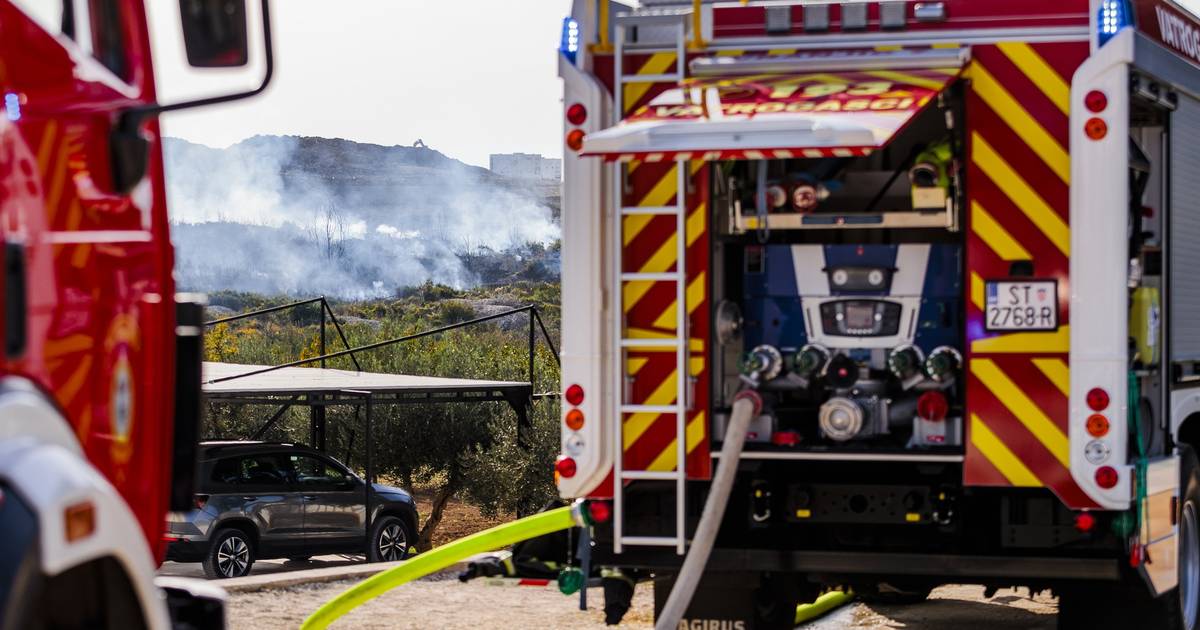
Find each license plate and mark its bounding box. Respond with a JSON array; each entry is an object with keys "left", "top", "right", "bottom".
[{"left": 985, "top": 280, "right": 1058, "bottom": 331}]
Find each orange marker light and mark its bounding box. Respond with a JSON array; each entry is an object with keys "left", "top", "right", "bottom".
[
  {"left": 566, "top": 129, "right": 586, "bottom": 151},
  {"left": 65, "top": 501, "right": 96, "bottom": 542},
  {"left": 1086, "top": 414, "right": 1110, "bottom": 437},
  {"left": 565, "top": 409, "right": 585, "bottom": 431},
  {"left": 1085, "top": 117, "right": 1108, "bottom": 140}
]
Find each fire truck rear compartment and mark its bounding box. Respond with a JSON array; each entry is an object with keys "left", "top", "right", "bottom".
[
  {"left": 708, "top": 82, "right": 967, "bottom": 459},
  {"left": 602, "top": 79, "right": 1124, "bottom": 579}
]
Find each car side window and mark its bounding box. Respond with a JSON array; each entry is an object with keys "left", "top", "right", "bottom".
[
  {"left": 209, "top": 454, "right": 292, "bottom": 490},
  {"left": 290, "top": 455, "right": 353, "bottom": 490}
]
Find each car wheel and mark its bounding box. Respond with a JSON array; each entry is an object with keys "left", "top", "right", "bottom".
[
  {"left": 203, "top": 528, "right": 255, "bottom": 579},
  {"left": 369, "top": 516, "right": 412, "bottom": 562}
]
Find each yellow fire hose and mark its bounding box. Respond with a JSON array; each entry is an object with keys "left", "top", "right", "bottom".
[
  {"left": 300, "top": 505, "right": 581, "bottom": 630},
  {"left": 794, "top": 589, "right": 855, "bottom": 625}
]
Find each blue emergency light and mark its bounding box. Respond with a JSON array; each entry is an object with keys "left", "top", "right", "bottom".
[
  {"left": 4, "top": 93, "right": 19, "bottom": 122},
  {"left": 1097, "top": 0, "right": 1133, "bottom": 47},
  {"left": 560, "top": 17, "right": 581, "bottom": 64}
]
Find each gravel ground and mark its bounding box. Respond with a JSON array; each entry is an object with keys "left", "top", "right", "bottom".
[
  {"left": 807, "top": 586, "right": 1057, "bottom": 630},
  {"left": 227, "top": 574, "right": 655, "bottom": 629},
  {"left": 225, "top": 579, "right": 1057, "bottom": 629}
]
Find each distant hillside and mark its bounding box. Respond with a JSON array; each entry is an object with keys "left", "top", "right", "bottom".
[{"left": 164, "top": 135, "right": 560, "bottom": 298}]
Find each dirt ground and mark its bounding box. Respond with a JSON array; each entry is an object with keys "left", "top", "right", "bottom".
[
  {"left": 408, "top": 490, "right": 511, "bottom": 549},
  {"left": 227, "top": 580, "right": 1056, "bottom": 630}
]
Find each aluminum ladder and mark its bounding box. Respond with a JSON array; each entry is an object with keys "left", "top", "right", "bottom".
[{"left": 611, "top": 9, "right": 692, "bottom": 556}]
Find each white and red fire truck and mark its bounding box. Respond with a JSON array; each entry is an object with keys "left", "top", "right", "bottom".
[
  {"left": 557, "top": 0, "right": 1200, "bottom": 627},
  {"left": 0, "top": 1, "right": 270, "bottom": 627}
]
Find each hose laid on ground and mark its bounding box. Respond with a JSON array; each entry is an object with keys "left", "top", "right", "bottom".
[
  {"left": 301, "top": 505, "right": 580, "bottom": 630},
  {"left": 794, "top": 589, "right": 855, "bottom": 625},
  {"left": 655, "top": 391, "right": 762, "bottom": 630}
]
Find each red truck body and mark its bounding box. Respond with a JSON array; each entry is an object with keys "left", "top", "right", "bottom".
[{"left": 1, "top": 0, "right": 177, "bottom": 559}]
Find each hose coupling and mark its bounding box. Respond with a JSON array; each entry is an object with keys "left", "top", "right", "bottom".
[{"left": 733, "top": 389, "right": 764, "bottom": 417}]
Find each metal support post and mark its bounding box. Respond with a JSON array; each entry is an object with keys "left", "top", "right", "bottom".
[
  {"left": 313, "top": 299, "right": 328, "bottom": 450},
  {"left": 528, "top": 307, "right": 536, "bottom": 389},
  {"left": 365, "top": 393, "right": 374, "bottom": 540},
  {"left": 577, "top": 525, "right": 592, "bottom": 611}
]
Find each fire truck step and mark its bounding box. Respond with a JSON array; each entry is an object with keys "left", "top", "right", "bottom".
[
  {"left": 620, "top": 206, "right": 681, "bottom": 215},
  {"left": 620, "top": 272, "right": 682, "bottom": 281},
  {"left": 621, "top": 536, "right": 682, "bottom": 547},
  {"left": 618, "top": 73, "right": 683, "bottom": 84},
  {"left": 621, "top": 470, "right": 681, "bottom": 481},
  {"left": 620, "top": 404, "right": 683, "bottom": 414},
  {"left": 620, "top": 338, "right": 681, "bottom": 348}
]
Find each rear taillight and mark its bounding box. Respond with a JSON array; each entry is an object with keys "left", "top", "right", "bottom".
[
  {"left": 566, "top": 103, "right": 588, "bottom": 125},
  {"left": 586, "top": 500, "right": 612, "bottom": 524},
  {"left": 556, "top": 457, "right": 577, "bottom": 478},
  {"left": 194, "top": 494, "right": 209, "bottom": 510},
  {"left": 1087, "top": 388, "right": 1110, "bottom": 412},
  {"left": 1095, "top": 466, "right": 1119, "bottom": 489},
  {"left": 565, "top": 384, "right": 585, "bottom": 406},
  {"left": 1074, "top": 512, "right": 1096, "bottom": 533},
  {"left": 565, "top": 409, "right": 585, "bottom": 431},
  {"left": 1085, "top": 90, "right": 1108, "bottom": 113}
]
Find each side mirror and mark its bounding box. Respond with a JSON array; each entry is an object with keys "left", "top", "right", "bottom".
[
  {"left": 179, "top": 0, "right": 249, "bottom": 68},
  {"left": 114, "top": 0, "right": 271, "bottom": 194}
]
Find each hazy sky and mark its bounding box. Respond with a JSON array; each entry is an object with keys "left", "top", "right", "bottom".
[{"left": 148, "top": 1, "right": 571, "bottom": 167}]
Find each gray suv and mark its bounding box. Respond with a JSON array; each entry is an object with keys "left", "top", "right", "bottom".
[{"left": 164, "top": 441, "right": 419, "bottom": 579}]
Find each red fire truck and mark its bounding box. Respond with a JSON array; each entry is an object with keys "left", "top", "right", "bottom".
[
  {"left": 557, "top": 0, "right": 1200, "bottom": 627},
  {"left": 0, "top": 1, "right": 270, "bottom": 627}
]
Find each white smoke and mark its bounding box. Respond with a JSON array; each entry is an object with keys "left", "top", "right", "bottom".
[{"left": 163, "top": 136, "right": 560, "bottom": 298}]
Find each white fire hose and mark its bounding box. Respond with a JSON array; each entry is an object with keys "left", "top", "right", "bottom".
[{"left": 655, "top": 390, "right": 762, "bottom": 630}]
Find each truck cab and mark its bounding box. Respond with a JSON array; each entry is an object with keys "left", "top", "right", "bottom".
[{"left": 0, "top": 1, "right": 267, "bottom": 627}]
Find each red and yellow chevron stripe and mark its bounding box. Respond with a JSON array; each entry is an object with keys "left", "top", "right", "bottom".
[
  {"left": 599, "top": 147, "right": 874, "bottom": 163},
  {"left": 963, "top": 41, "right": 1097, "bottom": 508},
  {"left": 621, "top": 159, "right": 712, "bottom": 479}
]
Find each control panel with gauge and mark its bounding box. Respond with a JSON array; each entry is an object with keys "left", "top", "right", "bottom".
[{"left": 720, "top": 242, "right": 964, "bottom": 450}]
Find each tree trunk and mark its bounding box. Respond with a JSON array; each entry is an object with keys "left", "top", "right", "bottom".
[{"left": 416, "top": 466, "right": 461, "bottom": 552}]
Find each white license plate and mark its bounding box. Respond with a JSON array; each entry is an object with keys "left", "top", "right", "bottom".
[{"left": 985, "top": 280, "right": 1058, "bottom": 331}]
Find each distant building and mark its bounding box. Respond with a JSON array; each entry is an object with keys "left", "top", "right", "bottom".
[{"left": 489, "top": 153, "right": 562, "bottom": 181}]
